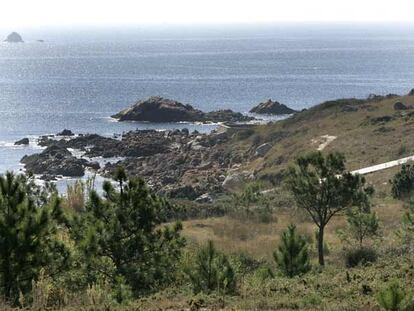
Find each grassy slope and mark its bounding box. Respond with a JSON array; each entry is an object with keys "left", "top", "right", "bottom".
[
  {"left": 177, "top": 94, "right": 413, "bottom": 258},
  {"left": 158, "top": 95, "right": 414, "bottom": 310},
  {"left": 228, "top": 94, "right": 414, "bottom": 188}
]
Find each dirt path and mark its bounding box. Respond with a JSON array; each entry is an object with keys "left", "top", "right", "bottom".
[
  {"left": 312, "top": 135, "right": 337, "bottom": 151},
  {"left": 351, "top": 155, "right": 414, "bottom": 175}
]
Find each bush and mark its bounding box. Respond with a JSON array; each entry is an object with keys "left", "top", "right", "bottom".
[
  {"left": 184, "top": 241, "right": 237, "bottom": 294},
  {"left": 377, "top": 280, "right": 414, "bottom": 311},
  {"left": 345, "top": 247, "right": 377, "bottom": 268},
  {"left": 227, "top": 182, "right": 275, "bottom": 224},
  {"left": 229, "top": 252, "right": 262, "bottom": 276},
  {"left": 274, "top": 224, "right": 311, "bottom": 277},
  {"left": 391, "top": 164, "right": 414, "bottom": 199}
]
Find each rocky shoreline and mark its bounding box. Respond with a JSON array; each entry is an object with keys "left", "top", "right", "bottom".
[
  {"left": 17, "top": 97, "right": 298, "bottom": 200},
  {"left": 19, "top": 127, "right": 256, "bottom": 201}
]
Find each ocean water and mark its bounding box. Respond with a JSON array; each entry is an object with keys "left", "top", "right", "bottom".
[{"left": 1, "top": 23, "right": 414, "bottom": 175}]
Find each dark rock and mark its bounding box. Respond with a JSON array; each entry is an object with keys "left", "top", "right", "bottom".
[
  {"left": 250, "top": 99, "right": 297, "bottom": 115},
  {"left": 394, "top": 101, "right": 409, "bottom": 111},
  {"left": 21, "top": 145, "right": 85, "bottom": 177},
  {"left": 85, "top": 161, "right": 100, "bottom": 170},
  {"left": 112, "top": 96, "right": 254, "bottom": 123},
  {"left": 27, "top": 126, "right": 242, "bottom": 199},
  {"left": 341, "top": 105, "right": 358, "bottom": 112},
  {"left": 408, "top": 89, "right": 414, "bottom": 96},
  {"left": 4, "top": 32, "right": 23, "bottom": 43},
  {"left": 57, "top": 129, "right": 74, "bottom": 136},
  {"left": 167, "top": 185, "right": 199, "bottom": 200},
  {"left": 204, "top": 110, "right": 254, "bottom": 122},
  {"left": 112, "top": 96, "right": 204, "bottom": 122},
  {"left": 14, "top": 138, "right": 29, "bottom": 145}
]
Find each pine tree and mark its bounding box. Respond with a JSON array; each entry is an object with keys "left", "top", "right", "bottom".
[
  {"left": 0, "top": 172, "right": 70, "bottom": 305},
  {"left": 345, "top": 205, "right": 379, "bottom": 248},
  {"left": 72, "top": 173, "right": 185, "bottom": 297},
  {"left": 391, "top": 164, "right": 414, "bottom": 199},
  {"left": 287, "top": 152, "right": 372, "bottom": 266},
  {"left": 273, "top": 224, "right": 310, "bottom": 277},
  {"left": 377, "top": 280, "right": 414, "bottom": 311},
  {"left": 185, "top": 240, "right": 236, "bottom": 294}
]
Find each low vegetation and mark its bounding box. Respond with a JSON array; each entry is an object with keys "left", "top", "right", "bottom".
[{"left": 1, "top": 94, "right": 414, "bottom": 310}]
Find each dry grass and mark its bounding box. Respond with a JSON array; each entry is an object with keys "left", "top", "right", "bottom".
[
  {"left": 226, "top": 94, "right": 414, "bottom": 186},
  {"left": 181, "top": 211, "right": 347, "bottom": 263},
  {"left": 181, "top": 189, "right": 405, "bottom": 266}
]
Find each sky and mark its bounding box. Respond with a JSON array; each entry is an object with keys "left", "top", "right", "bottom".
[{"left": 1, "top": 0, "right": 413, "bottom": 28}]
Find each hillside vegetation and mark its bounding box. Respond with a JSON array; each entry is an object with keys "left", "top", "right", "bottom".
[
  {"left": 228, "top": 92, "right": 414, "bottom": 188},
  {"left": 1, "top": 92, "right": 414, "bottom": 310}
]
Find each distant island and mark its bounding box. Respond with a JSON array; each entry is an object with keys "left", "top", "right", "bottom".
[{"left": 4, "top": 32, "right": 23, "bottom": 43}]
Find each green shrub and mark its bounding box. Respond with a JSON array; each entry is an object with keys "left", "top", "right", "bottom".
[
  {"left": 227, "top": 182, "right": 275, "bottom": 224},
  {"left": 377, "top": 280, "right": 414, "bottom": 311},
  {"left": 391, "top": 164, "right": 414, "bottom": 199},
  {"left": 229, "top": 252, "right": 262, "bottom": 276},
  {"left": 185, "top": 241, "right": 237, "bottom": 294},
  {"left": 253, "top": 266, "right": 274, "bottom": 281},
  {"left": 345, "top": 247, "right": 377, "bottom": 268},
  {"left": 274, "top": 224, "right": 311, "bottom": 277},
  {"left": 398, "top": 145, "right": 409, "bottom": 156},
  {"left": 302, "top": 292, "right": 323, "bottom": 308}
]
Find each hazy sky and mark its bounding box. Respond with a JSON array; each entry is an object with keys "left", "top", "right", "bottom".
[{"left": 1, "top": 0, "right": 414, "bottom": 28}]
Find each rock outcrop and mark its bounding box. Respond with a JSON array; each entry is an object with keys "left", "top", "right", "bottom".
[
  {"left": 250, "top": 99, "right": 297, "bottom": 115},
  {"left": 28, "top": 128, "right": 249, "bottom": 199},
  {"left": 57, "top": 129, "right": 74, "bottom": 136},
  {"left": 394, "top": 102, "right": 410, "bottom": 111},
  {"left": 4, "top": 32, "right": 23, "bottom": 43},
  {"left": 21, "top": 145, "right": 85, "bottom": 177},
  {"left": 14, "top": 138, "right": 29, "bottom": 145},
  {"left": 112, "top": 96, "right": 254, "bottom": 123}
]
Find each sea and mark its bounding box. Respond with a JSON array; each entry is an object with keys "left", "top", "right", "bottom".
[{"left": 1, "top": 23, "right": 414, "bottom": 189}]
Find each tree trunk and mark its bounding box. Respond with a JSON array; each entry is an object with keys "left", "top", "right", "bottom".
[{"left": 318, "top": 226, "right": 325, "bottom": 266}]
